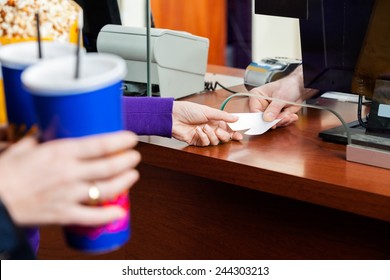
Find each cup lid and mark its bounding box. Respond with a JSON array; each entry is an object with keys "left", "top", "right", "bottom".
[
  {"left": 0, "top": 41, "right": 78, "bottom": 69},
  {"left": 22, "top": 53, "right": 127, "bottom": 95}
]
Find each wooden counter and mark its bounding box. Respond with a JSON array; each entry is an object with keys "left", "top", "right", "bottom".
[{"left": 38, "top": 66, "right": 390, "bottom": 260}]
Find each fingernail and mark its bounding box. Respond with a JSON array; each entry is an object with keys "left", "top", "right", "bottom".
[{"left": 264, "top": 112, "right": 275, "bottom": 121}]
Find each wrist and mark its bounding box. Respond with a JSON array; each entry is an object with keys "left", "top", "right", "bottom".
[
  {"left": 171, "top": 101, "right": 180, "bottom": 138},
  {"left": 288, "top": 65, "right": 319, "bottom": 101}
]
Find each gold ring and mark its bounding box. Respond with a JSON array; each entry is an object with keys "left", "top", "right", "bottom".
[{"left": 88, "top": 184, "right": 101, "bottom": 203}]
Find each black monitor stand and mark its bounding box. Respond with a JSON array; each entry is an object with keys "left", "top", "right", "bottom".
[
  {"left": 319, "top": 121, "right": 389, "bottom": 150},
  {"left": 318, "top": 97, "right": 390, "bottom": 151}
]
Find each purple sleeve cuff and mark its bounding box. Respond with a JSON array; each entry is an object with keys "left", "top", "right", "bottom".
[
  {"left": 24, "top": 227, "right": 40, "bottom": 255},
  {"left": 122, "top": 97, "right": 174, "bottom": 137}
]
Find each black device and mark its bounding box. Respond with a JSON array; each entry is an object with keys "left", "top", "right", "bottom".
[
  {"left": 254, "top": 0, "right": 390, "bottom": 150},
  {"left": 74, "top": 0, "right": 122, "bottom": 52}
]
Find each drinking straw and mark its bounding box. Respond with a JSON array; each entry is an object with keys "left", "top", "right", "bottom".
[
  {"left": 35, "top": 12, "right": 42, "bottom": 59},
  {"left": 74, "top": 27, "right": 81, "bottom": 79}
]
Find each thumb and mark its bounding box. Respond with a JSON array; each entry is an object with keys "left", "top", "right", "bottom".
[
  {"left": 205, "top": 107, "right": 239, "bottom": 123},
  {"left": 263, "top": 100, "right": 285, "bottom": 122},
  {"left": 248, "top": 96, "right": 269, "bottom": 113},
  {"left": 7, "top": 137, "right": 38, "bottom": 155}
]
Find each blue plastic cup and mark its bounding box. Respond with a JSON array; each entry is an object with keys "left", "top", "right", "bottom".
[
  {"left": 0, "top": 41, "right": 77, "bottom": 141},
  {"left": 21, "top": 53, "right": 129, "bottom": 254}
]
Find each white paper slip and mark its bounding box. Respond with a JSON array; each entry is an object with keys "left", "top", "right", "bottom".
[{"left": 228, "top": 112, "right": 281, "bottom": 135}]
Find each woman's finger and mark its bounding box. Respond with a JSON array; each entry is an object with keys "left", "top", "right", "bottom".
[{"left": 78, "top": 149, "right": 141, "bottom": 181}]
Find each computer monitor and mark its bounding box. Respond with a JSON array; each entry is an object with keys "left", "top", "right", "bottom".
[
  {"left": 74, "top": 0, "right": 122, "bottom": 52},
  {"left": 254, "top": 0, "right": 377, "bottom": 96},
  {"left": 254, "top": 0, "right": 390, "bottom": 150}
]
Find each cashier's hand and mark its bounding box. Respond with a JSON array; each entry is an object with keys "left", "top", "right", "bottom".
[
  {"left": 0, "top": 131, "right": 141, "bottom": 226},
  {"left": 248, "top": 65, "right": 318, "bottom": 128},
  {"left": 172, "top": 101, "right": 243, "bottom": 146}
]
